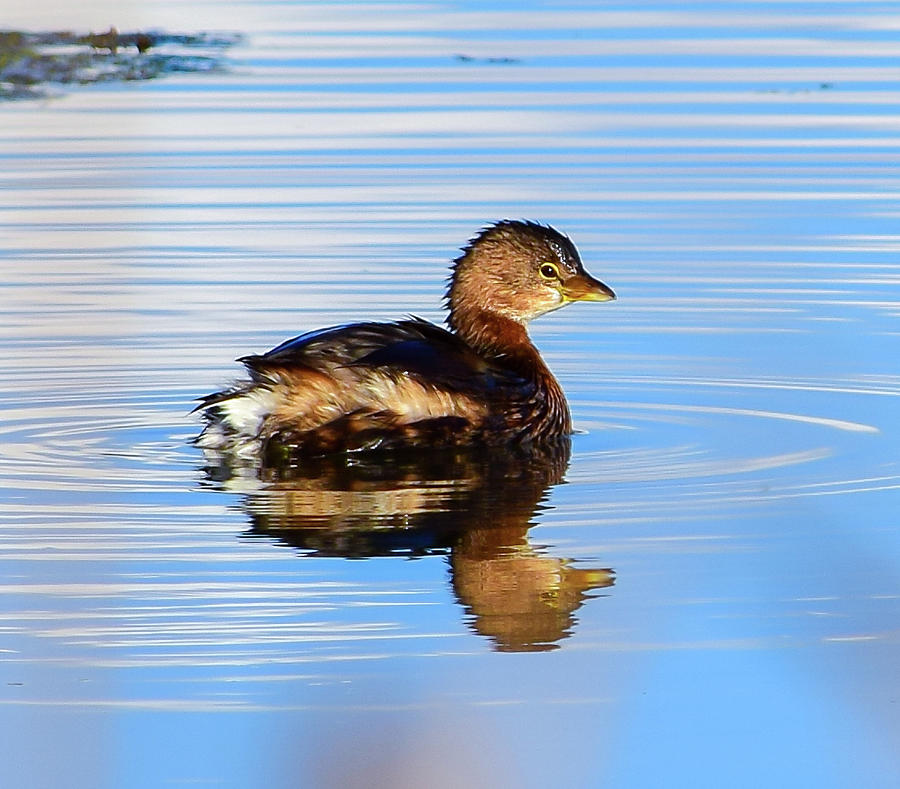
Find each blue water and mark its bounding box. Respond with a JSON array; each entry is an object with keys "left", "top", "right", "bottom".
[{"left": 1, "top": 2, "right": 899, "bottom": 787}]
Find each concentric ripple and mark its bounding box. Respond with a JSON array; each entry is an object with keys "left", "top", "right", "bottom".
[
  {"left": 0, "top": 390, "right": 196, "bottom": 496},
  {"left": 1, "top": 366, "right": 892, "bottom": 507}
]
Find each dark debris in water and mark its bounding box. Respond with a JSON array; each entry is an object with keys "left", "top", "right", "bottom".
[
  {"left": 455, "top": 54, "right": 521, "bottom": 65},
  {"left": 0, "top": 28, "right": 241, "bottom": 100}
]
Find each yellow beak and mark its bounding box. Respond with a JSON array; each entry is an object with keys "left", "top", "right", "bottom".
[{"left": 561, "top": 272, "right": 616, "bottom": 302}]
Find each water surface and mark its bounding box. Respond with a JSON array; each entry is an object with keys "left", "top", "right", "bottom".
[{"left": 2, "top": 2, "right": 899, "bottom": 788}]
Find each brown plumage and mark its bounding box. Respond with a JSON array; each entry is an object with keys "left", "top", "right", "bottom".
[{"left": 194, "top": 220, "right": 615, "bottom": 461}]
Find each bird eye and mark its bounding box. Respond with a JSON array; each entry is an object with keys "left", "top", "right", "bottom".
[{"left": 540, "top": 263, "right": 559, "bottom": 280}]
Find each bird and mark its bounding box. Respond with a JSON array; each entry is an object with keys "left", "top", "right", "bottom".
[{"left": 194, "top": 220, "right": 615, "bottom": 463}]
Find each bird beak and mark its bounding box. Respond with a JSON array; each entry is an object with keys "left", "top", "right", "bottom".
[{"left": 561, "top": 272, "right": 616, "bottom": 302}]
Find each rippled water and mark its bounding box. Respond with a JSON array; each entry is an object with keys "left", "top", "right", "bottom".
[{"left": 2, "top": 2, "right": 900, "bottom": 787}]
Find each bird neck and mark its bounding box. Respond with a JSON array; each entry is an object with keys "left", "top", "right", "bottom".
[
  {"left": 448, "top": 309, "right": 572, "bottom": 436},
  {"left": 449, "top": 309, "right": 535, "bottom": 367}
]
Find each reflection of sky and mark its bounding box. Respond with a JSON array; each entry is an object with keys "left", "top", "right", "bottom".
[{"left": 2, "top": 1, "right": 900, "bottom": 787}]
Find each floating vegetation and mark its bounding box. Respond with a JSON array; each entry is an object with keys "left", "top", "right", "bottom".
[{"left": 0, "top": 28, "right": 240, "bottom": 99}]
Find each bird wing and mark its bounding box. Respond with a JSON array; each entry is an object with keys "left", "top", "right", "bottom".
[{"left": 241, "top": 317, "right": 516, "bottom": 395}]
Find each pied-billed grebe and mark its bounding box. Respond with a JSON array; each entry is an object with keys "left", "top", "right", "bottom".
[{"left": 195, "top": 220, "right": 615, "bottom": 458}]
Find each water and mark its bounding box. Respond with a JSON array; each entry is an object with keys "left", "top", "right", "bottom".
[{"left": 2, "top": 2, "right": 900, "bottom": 787}]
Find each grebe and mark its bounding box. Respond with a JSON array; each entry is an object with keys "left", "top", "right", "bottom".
[{"left": 195, "top": 220, "right": 615, "bottom": 460}]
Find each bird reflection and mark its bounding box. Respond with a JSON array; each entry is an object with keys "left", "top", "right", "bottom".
[{"left": 201, "top": 440, "right": 613, "bottom": 652}]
